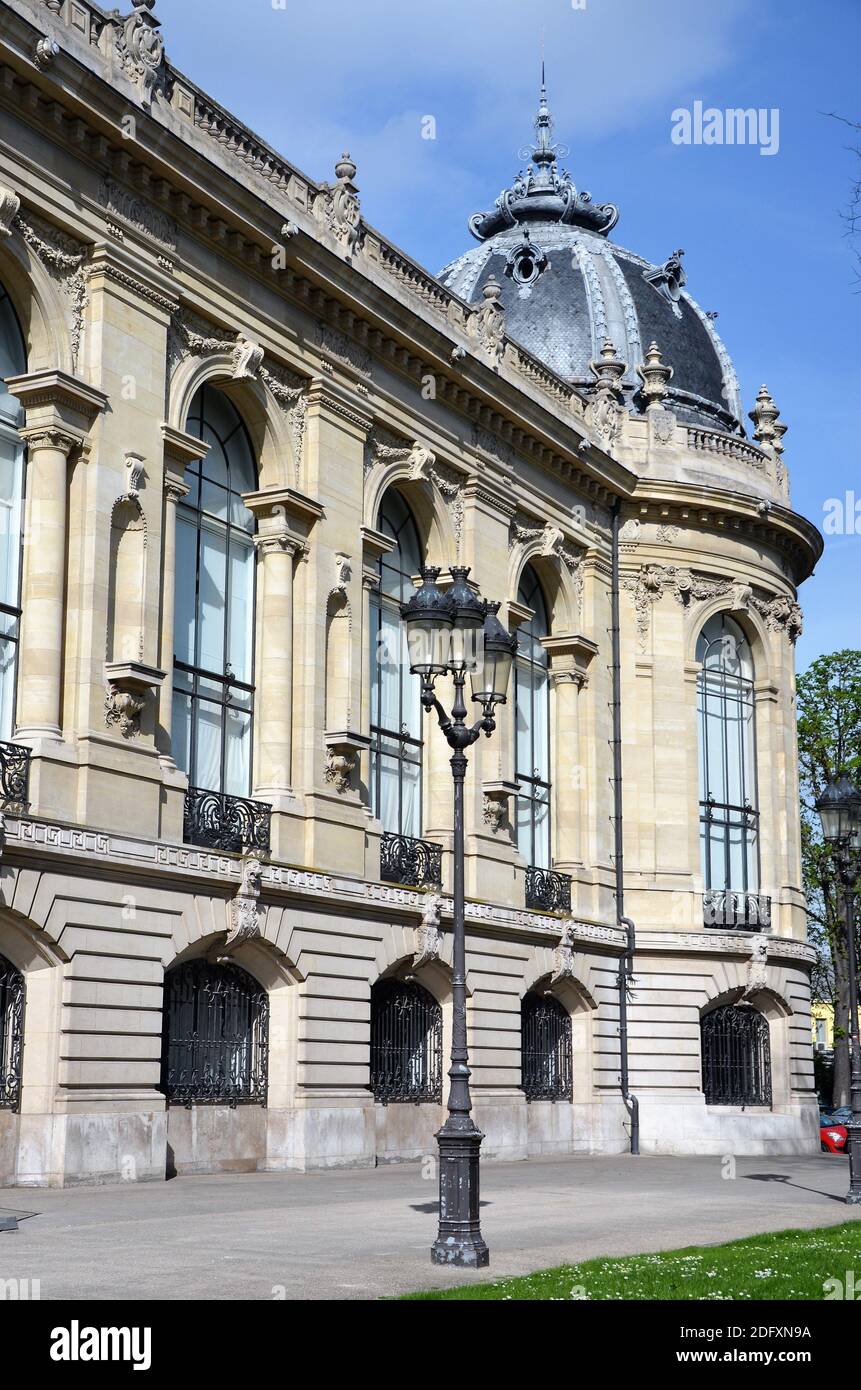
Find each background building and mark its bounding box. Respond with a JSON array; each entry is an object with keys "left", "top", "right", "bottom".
[{"left": 0, "top": 0, "right": 821, "bottom": 1186}]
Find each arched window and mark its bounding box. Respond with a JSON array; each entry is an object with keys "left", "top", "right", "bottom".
[
  {"left": 369, "top": 491, "right": 423, "bottom": 837},
  {"left": 515, "top": 565, "right": 551, "bottom": 868},
  {"left": 701, "top": 1003, "right": 771, "bottom": 1107},
  {"left": 697, "top": 613, "right": 759, "bottom": 893},
  {"left": 0, "top": 283, "right": 26, "bottom": 741},
  {"left": 160, "top": 958, "right": 269, "bottom": 1107},
  {"left": 521, "top": 990, "right": 572, "bottom": 1101},
  {"left": 369, "top": 978, "right": 442, "bottom": 1104},
  {"left": 0, "top": 953, "right": 24, "bottom": 1112},
  {"left": 173, "top": 385, "right": 258, "bottom": 797}
]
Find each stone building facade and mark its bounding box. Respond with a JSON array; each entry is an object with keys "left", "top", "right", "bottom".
[{"left": 0, "top": 0, "right": 821, "bottom": 1187}]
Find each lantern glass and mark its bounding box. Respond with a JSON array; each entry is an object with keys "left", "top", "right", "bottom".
[{"left": 470, "top": 603, "right": 516, "bottom": 704}]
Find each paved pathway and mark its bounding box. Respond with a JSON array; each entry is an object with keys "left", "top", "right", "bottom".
[{"left": 0, "top": 1153, "right": 856, "bottom": 1300}]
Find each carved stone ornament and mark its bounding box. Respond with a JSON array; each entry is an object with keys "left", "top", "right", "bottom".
[
  {"left": 125, "top": 451, "right": 145, "bottom": 498},
  {"left": 472, "top": 276, "right": 506, "bottom": 364},
  {"left": 637, "top": 341, "right": 673, "bottom": 406},
  {"left": 10, "top": 208, "right": 87, "bottom": 368},
  {"left": 334, "top": 553, "right": 352, "bottom": 593},
  {"left": 103, "top": 660, "right": 164, "bottom": 739},
  {"left": 104, "top": 684, "right": 146, "bottom": 738},
  {"left": 587, "top": 338, "right": 626, "bottom": 444},
  {"left": 643, "top": 248, "right": 686, "bottom": 317},
  {"left": 323, "top": 731, "right": 369, "bottom": 795},
  {"left": 223, "top": 855, "right": 264, "bottom": 950},
  {"left": 34, "top": 37, "right": 60, "bottom": 71},
  {"left": 0, "top": 185, "right": 20, "bottom": 238},
  {"left": 113, "top": 0, "right": 170, "bottom": 111},
  {"left": 504, "top": 228, "right": 549, "bottom": 298},
  {"left": 749, "top": 384, "right": 787, "bottom": 460},
  {"left": 232, "top": 333, "right": 264, "bottom": 381},
  {"left": 743, "top": 932, "right": 770, "bottom": 999},
  {"left": 551, "top": 922, "right": 577, "bottom": 985},
  {"left": 413, "top": 891, "right": 444, "bottom": 970},
  {"left": 317, "top": 153, "right": 363, "bottom": 254}
]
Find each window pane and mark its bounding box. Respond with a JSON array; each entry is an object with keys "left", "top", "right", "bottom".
[
  {"left": 401, "top": 757, "right": 421, "bottom": 838},
  {"left": 198, "top": 527, "right": 227, "bottom": 675},
  {"left": 174, "top": 518, "right": 198, "bottom": 666},
  {"left": 224, "top": 708, "right": 252, "bottom": 798},
  {"left": 227, "top": 539, "right": 254, "bottom": 684},
  {"left": 194, "top": 698, "right": 222, "bottom": 792},
  {"left": 172, "top": 691, "right": 192, "bottom": 778}
]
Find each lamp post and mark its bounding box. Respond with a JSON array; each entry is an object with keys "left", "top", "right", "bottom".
[
  {"left": 402, "top": 566, "right": 516, "bottom": 1267},
  {"left": 815, "top": 772, "right": 861, "bottom": 1204}
]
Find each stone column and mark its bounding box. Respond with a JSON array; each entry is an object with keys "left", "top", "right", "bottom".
[
  {"left": 544, "top": 634, "right": 598, "bottom": 874},
  {"left": 253, "top": 530, "right": 302, "bottom": 796},
  {"left": 16, "top": 427, "right": 77, "bottom": 741},
  {"left": 6, "top": 371, "right": 108, "bottom": 745}
]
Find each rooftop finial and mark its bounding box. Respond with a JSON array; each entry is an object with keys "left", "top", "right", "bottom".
[{"left": 531, "top": 62, "right": 562, "bottom": 170}]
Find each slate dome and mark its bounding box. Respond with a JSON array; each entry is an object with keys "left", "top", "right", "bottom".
[{"left": 438, "top": 77, "right": 743, "bottom": 435}]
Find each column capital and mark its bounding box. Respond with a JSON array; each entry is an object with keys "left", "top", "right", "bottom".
[
  {"left": 19, "top": 425, "right": 80, "bottom": 456},
  {"left": 164, "top": 476, "right": 190, "bottom": 505},
  {"left": 6, "top": 369, "right": 108, "bottom": 439},
  {"left": 254, "top": 531, "right": 304, "bottom": 559}
]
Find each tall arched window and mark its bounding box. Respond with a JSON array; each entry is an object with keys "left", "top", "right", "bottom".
[
  {"left": 173, "top": 385, "right": 258, "bottom": 797},
  {"left": 701, "top": 1003, "right": 771, "bottom": 1107},
  {"left": 697, "top": 613, "right": 758, "bottom": 893},
  {"left": 160, "top": 958, "right": 269, "bottom": 1107},
  {"left": 369, "top": 978, "right": 442, "bottom": 1104},
  {"left": 0, "top": 283, "right": 26, "bottom": 741},
  {"left": 369, "top": 491, "right": 423, "bottom": 836},
  {"left": 515, "top": 565, "right": 551, "bottom": 868},
  {"left": 0, "top": 952, "right": 24, "bottom": 1112},
  {"left": 521, "top": 990, "right": 572, "bottom": 1101}
]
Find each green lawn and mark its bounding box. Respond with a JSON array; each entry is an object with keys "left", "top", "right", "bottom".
[{"left": 400, "top": 1222, "right": 861, "bottom": 1300}]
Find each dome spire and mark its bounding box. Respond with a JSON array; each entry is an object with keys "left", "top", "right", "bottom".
[{"left": 467, "top": 73, "right": 619, "bottom": 242}]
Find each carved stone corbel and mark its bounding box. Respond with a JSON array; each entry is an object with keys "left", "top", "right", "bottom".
[
  {"left": 323, "top": 730, "right": 369, "bottom": 794},
  {"left": 104, "top": 660, "right": 165, "bottom": 738},
  {"left": 412, "top": 891, "right": 444, "bottom": 970}
]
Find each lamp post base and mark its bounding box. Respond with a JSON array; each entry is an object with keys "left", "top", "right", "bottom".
[{"left": 431, "top": 1120, "right": 490, "bottom": 1267}]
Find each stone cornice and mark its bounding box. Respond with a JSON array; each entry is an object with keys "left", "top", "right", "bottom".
[
  {"left": 160, "top": 422, "right": 209, "bottom": 469},
  {"left": 0, "top": 812, "right": 626, "bottom": 951},
  {"left": 0, "top": 6, "right": 635, "bottom": 513},
  {"left": 630, "top": 481, "right": 822, "bottom": 583},
  {"left": 637, "top": 928, "right": 816, "bottom": 965}
]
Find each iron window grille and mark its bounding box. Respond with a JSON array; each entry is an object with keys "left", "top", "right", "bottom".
[
  {"left": 525, "top": 865, "right": 572, "bottom": 914},
  {"left": 380, "top": 831, "right": 443, "bottom": 889},
  {"left": 0, "top": 740, "right": 30, "bottom": 809},
  {"left": 160, "top": 959, "right": 269, "bottom": 1108},
  {"left": 0, "top": 953, "right": 24, "bottom": 1112},
  {"left": 701, "top": 1004, "right": 772, "bottom": 1107},
  {"left": 183, "top": 785, "right": 272, "bottom": 855},
  {"left": 521, "top": 990, "right": 572, "bottom": 1102},
  {"left": 369, "top": 978, "right": 442, "bottom": 1104}
]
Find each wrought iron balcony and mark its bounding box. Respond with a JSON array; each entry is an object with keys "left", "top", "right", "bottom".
[
  {"left": 183, "top": 787, "right": 271, "bottom": 856},
  {"left": 380, "top": 831, "right": 443, "bottom": 889},
  {"left": 0, "top": 740, "right": 31, "bottom": 810},
  {"left": 526, "top": 865, "right": 572, "bottom": 914},
  {"left": 703, "top": 890, "right": 771, "bottom": 931}
]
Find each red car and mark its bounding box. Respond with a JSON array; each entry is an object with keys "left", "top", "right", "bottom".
[{"left": 820, "top": 1110, "right": 850, "bottom": 1153}]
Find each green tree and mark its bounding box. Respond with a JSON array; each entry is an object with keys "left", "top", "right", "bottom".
[{"left": 796, "top": 650, "right": 861, "bottom": 1106}]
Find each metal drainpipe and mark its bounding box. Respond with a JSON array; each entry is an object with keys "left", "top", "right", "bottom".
[{"left": 610, "top": 500, "right": 640, "bottom": 1155}]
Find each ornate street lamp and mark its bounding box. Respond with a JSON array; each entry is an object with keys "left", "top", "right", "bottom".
[
  {"left": 402, "top": 566, "right": 516, "bottom": 1266},
  {"left": 815, "top": 771, "right": 861, "bottom": 1204}
]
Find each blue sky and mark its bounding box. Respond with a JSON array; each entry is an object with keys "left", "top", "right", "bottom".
[{"left": 157, "top": 0, "right": 860, "bottom": 670}]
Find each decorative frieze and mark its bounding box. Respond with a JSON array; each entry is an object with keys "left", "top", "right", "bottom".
[
  {"left": 11, "top": 209, "right": 88, "bottom": 367},
  {"left": 98, "top": 178, "right": 177, "bottom": 250},
  {"left": 623, "top": 562, "right": 800, "bottom": 650}
]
